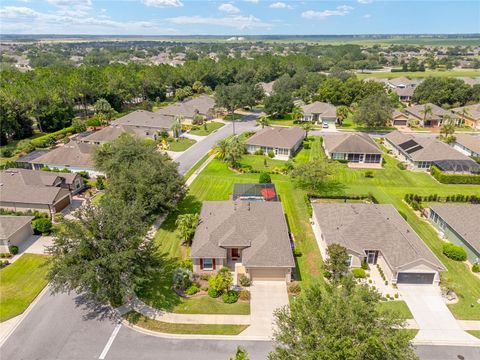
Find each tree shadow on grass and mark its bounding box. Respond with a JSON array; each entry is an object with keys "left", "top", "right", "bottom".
[
  {"left": 316, "top": 181, "right": 347, "bottom": 197},
  {"left": 158, "top": 194, "right": 202, "bottom": 233}
]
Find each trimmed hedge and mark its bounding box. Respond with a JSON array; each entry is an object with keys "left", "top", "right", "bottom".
[
  {"left": 30, "top": 126, "right": 76, "bottom": 148},
  {"left": 352, "top": 268, "right": 367, "bottom": 279},
  {"left": 442, "top": 243, "right": 467, "bottom": 261},
  {"left": 431, "top": 165, "right": 480, "bottom": 185}
]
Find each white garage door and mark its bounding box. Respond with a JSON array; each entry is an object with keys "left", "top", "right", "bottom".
[{"left": 249, "top": 268, "right": 286, "bottom": 281}]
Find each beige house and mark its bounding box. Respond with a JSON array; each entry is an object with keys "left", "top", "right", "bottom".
[
  {"left": 311, "top": 203, "right": 445, "bottom": 284},
  {"left": 323, "top": 133, "right": 383, "bottom": 168},
  {"left": 0, "top": 216, "right": 34, "bottom": 252},
  {"left": 391, "top": 110, "right": 409, "bottom": 127},
  {"left": 452, "top": 104, "right": 480, "bottom": 130},
  {"left": 245, "top": 126, "right": 305, "bottom": 160},
  {"left": 190, "top": 201, "right": 295, "bottom": 282},
  {"left": 156, "top": 95, "right": 215, "bottom": 124},
  {"left": 0, "top": 169, "right": 76, "bottom": 216},
  {"left": 301, "top": 102, "right": 337, "bottom": 124}
]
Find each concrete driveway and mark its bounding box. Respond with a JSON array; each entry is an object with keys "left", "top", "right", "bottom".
[
  {"left": 398, "top": 284, "right": 480, "bottom": 346},
  {"left": 240, "top": 281, "right": 289, "bottom": 338}
]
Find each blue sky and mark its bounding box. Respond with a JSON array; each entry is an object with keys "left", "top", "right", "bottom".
[{"left": 1, "top": 0, "right": 479, "bottom": 35}]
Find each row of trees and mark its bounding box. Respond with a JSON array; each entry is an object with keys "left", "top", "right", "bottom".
[
  {"left": 412, "top": 77, "right": 480, "bottom": 106},
  {"left": 48, "top": 135, "right": 186, "bottom": 306}
]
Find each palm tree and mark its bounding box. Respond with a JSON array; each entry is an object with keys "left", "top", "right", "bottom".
[
  {"left": 175, "top": 213, "right": 199, "bottom": 245},
  {"left": 224, "top": 136, "right": 245, "bottom": 168},
  {"left": 210, "top": 139, "right": 228, "bottom": 160},
  {"left": 419, "top": 104, "right": 433, "bottom": 127},
  {"left": 291, "top": 105, "right": 304, "bottom": 123},
  {"left": 458, "top": 107, "right": 470, "bottom": 127},
  {"left": 440, "top": 114, "right": 456, "bottom": 142},
  {"left": 256, "top": 116, "right": 270, "bottom": 129},
  {"left": 336, "top": 105, "right": 350, "bottom": 126},
  {"left": 171, "top": 116, "right": 183, "bottom": 139},
  {"left": 302, "top": 122, "right": 314, "bottom": 138}
]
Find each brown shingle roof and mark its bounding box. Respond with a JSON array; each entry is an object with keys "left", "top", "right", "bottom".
[
  {"left": 112, "top": 110, "right": 175, "bottom": 129},
  {"left": 429, "top": 204, "right": 480, "bottom": 253},
  {"left": 191, "top": 201, "right": 295, "bottom": 268},
  {"left": 323, "top": 133, "right": 382, "bottom": 154},
  {"left": 30, "top": 142, "right": 96, "bottom": 168},
  {"left": 452, "top": 104, "right": 480, "bottom": 121},
  {"left": 453, "top": 134, "right": 480, "bottom": 154},
  {"left": 301, "top": 102, "right": 336, "bottom": 117},
  {"left": 313, "top": 203, "right": 445, "bottom": 271},
  {"left": 245, "top": 126, "right": 305, "bottom": 149},
  {"left": 0, "top": 216, "right": 34, "bottom": 240},
  {"left": 405, "top": 103, "right": 450, "bottom": 121},
  {"left": 156, "top": 95, "right": 215, "bottom": 118}
]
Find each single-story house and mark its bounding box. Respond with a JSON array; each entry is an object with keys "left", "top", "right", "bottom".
[
  {"left": 394, "top": 87, "right": 414, "bottom": 103},
  {"left": 0, "top": 215, "right": 34, "bottom": 253},
  {"left": 428, "top": 204, "right": 480, "bottom": 263},
  {"left": 232, "top": 183, "right": 279, "bottom": 202},
  {"left": 301, "top": 102, "right": 337, "bottom": 124},
  {"left": 81, "top": 110, "right": 175, "bottom": 145},
  {"left": 391, "top": 110, "right": 409, "bottom": 127},
  {"left": 323, "top": 133, "right": 383, "bottom": 168},
  {"left": 245, "top": 126, "right": 305, "bottom": 160},
  {"left": 0, "top": 169, "right": 73, "bottom": 216},
  {"left": 190, "top": 201, "right": 295, "bottom": 282},
  {"left": 404, "top": 103, "right": 458, "bottom": 127},
  {"left": 452, "top": 104, "right": 480, "bottom": 130},
  {"left": 451, "top": 134, "right": 480, "bottom": 158},
  {"left": 156, "top": 95, "right": 215, "bottom": 124},
  {"left": 27, "top": 141, "right": 101, "bottom": 177},
  {"left": 311, "top": 203, "right": 445, "bottom": 284},
  {"left": 384, "top": 130, "right": 479, "bottom": 172},
  {"left": 457, "top": 77, "right": 479, "bottom": 87},
  {"left": 387, "top": 77, "right": 417, "bottom": 89},
  {"left": 258, "top": 80, "right": 275, "bottom": 96}
]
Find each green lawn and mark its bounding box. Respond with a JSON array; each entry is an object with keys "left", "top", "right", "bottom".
[
  {"left": 175, "top": 296, "right": 250, "bottom": 315},
  {"left": 239, "top": 155, "right": 285, "bottom": 171},
  {"left": 0, "top": 131, "right": 46, "bottom": 165},
  {"left": 183, "top": 154, "right": 211, "bottom": 180},
  {"left": 0, "top": 254, "right": 50, "bottom": 322},
  {"left": 223, "top": 113, "right": 242, "bottom": 121},
  {"left": 467, "top": 330, "right": 480, "bottom": 339},
  {"left": 168, "top": 138, "right": 196, "bottom": 152},
  {"left": 190, "top": 121, "right": 224, "bottom": 136},
  {"left": 91, "top": 191, "right": 105, "bottom": 205},
  {"left": 338, "top": 117, "right": 395, "bottom": 132},
  {"left": 124, "top": 312, "right": 248, "bottom": 335},
  {"left": 357, "top": 69, "right": 480, "bottom": 79},
  {"left": 378, "top": 300, "right": 413, "bottom": 319}
]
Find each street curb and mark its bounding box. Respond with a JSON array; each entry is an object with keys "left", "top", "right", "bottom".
[
  {"left": 0, "top": 285, "right": 50, "bottom": 348},
  {"left": 412, "top": 339, "right": 480, "bottom": 347},
  {"left": 121, "top": 319, "right": 270, "bottom": 341}
]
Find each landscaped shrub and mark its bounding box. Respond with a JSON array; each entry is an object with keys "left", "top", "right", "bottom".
[
  {"left": 0, "top": 260, "right": 9, "bottom": 269},
  {"left": 364, "top": 170, "right": 374, "bottom": 178},
  {"left": 95, "top": 176, "right": 105, "bottom": 190},
  {"left": 0, "top": 148, "right": 13, "bottom": 157},
  {"left": 288, "top": 282, "right": 301, "bottom": 295},
  {"left": 361, "top": 261, "right": 368, "bottom": 270},
  {"left": 8, "top": 245, "right": 18, "bottom": 255},
  {"left": 254, "top": 149, "right": 264, "bottom": 155},
  {"left": 323, "top": 270, "right": 332, "bottom": 279},
  {"left": 208, "top": 287, "right": 221, "bottom": 298},
  {"left": 207, "top": 267, "right": 233, "bottom": 296},
  {"left": 32, "top": 218, "right": 52, "bottom": 235},
  {"left": 238, "top": 289, "right": 250, "bottom": 301},
  {"left": 396, "top": 162, "right": 406, "bottom": 170},
  {"left": 303, "top": 142, "right": 311, "bottom": 150},
  {"left": 30, "top": 126, "right": 75, "bottom": 148},
  {"left": 239, "top": 274, "right": 251, "bottom": 287},
  {"left": 268, "top": 150, "right": 275, "bottom": 158},
  {"left": 431, "top": 165, "right": 480, "bottom": 185},
  {"left": 172, "top": 267, "right": 192, "bottom": 290},
  {"left": 185, "top": 285, "right": 199, "bottom": 295},
  {"left": 472, "top": 263, "right": 480, "bottom": 273},
  {"left": 0, "top": 253, "right": 12, "bottom": 258},
  {"left": 222, "top": 290, "right": 239, "bottom": 304},
  {"left": 442, "top": 243, "right": 467, "bottom": 261},
  {"left": 199, "top": 273, "right": 211, "bottom": 281},
  {"left": 259, "top": 172, "right": 272, "bottom": 184},
  {"left": 53, "top": 213, "right": 64, "bottom": 223},
  {"left": 352, "top": 268, "right": 367, "bottom": 278}
]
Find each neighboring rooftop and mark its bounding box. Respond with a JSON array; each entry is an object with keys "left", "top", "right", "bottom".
[
  {"left": 404, "top": 103, "right": 450, "bottom": 121},
  {"left": 29, "top": 142, "right": 96, "bottom": 168},
  {"left": 452, "top": 103, "right": 480, "bottom": 121},
  {"left": 453, "top": 133, "right": 480, "bottom": 154},
  {"left": 312, "top": 203, "right": 445, "bottom": 271},
  {"left": 0, "top": 216, "right": 34, "bottom": 240},
  {"left": 388, "top": 77, "right": 416, "bottom": 87},
  {"left": 156, "top": 95, "right": 215, "bottom": 118},
  {"left": 301, "top": 101, "right": 336, "bottom": 117},
  {"left": 259, "top": 80, "right": 275, "bottom": 94},
  {"left": 323, "top": 133, "right": 382, "bottom": 154},
  {"left": 245, "top": 126, "right": 305, "bottom": 149},
  {"left": 191, "top": 201, "right": 295, "bottom": 268},
  {"left": 429, "top": 204, "right": 480, "bottom": 253},
  {"left": 112, "top": 110, "right": 175, "bottom": 129}
]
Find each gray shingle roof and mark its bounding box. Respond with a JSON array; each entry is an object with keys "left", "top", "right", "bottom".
[
  {"left": 0, "top": 169, "right": 71, "bottom": 205},
  {"left": 112, "top": 110, "right": 175, "bottom": 129},
  {"left": 323, "top": 133, "right": 382, "bottom": 154},
  {"left": 301, "top": 102, "right": 336, "bottom": 117},
  {"left": 405, "top": 103, "right": 450, "bottom": 121},
  {"left": 245, "top": 126, "right": 305, "bottom": 149},
  {"left": 429, "top": 204, "right": 480, "bottom": 253},
  {"left": 452, "top": 104, "right": 480, "bottom": 121},
  {"left": 312, "top": 203, "right": 445, "bottom": 271},
  {"left": 191, "top": 201, "right": 295, "bottom": 268},
  {"left": 388, "top": 77, "right": 416, "bottom": 87},
  {"left": 156, "top": 95, "right": 215, "bottom": 118},
  {"left": 30, "top": 142, "right": 96, "bottom": 168},
  {"left": 453, "top": 134, "right": 480, "bottom": 154},
  {"left": 385, "top": 131, "right": 473, "bottom": 162},
  {"left": 259, "top": 81, "right": 275, "bottom": 94},
  {"left": 0, "top": 216, "right": 34, "bottom": 240}
]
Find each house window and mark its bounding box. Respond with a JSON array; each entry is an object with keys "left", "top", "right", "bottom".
[
  {"left": 346, "top": 255, "right": 353, "bottom": 268},
  {"left": 202, "top": 258, "right": 214, "bottom": 270}
]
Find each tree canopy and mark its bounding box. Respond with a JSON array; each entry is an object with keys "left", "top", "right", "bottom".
[
  {"left": 412, "top": 77, "right": 480, "bottom": 106},
  {"left": 291, "top": 159, "right": 335, "bottom": 193},
  {"left": 353, "top": 92, "right": 394, "bottom": 128}
]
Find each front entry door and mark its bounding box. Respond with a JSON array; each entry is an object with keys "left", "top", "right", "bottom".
[
  {"left": 366, "top": 250, "right": 378, "bottom": 265},
  {"left": 231, "top": 248, "right": 240, "bottom": 259}
]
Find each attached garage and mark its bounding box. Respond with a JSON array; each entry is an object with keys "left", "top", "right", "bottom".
[
  {"left": 397, "top": 272, "right": 435, "bottom": 284},
  {"left": 249, "top": 267, "right": 288, "bottom": 281},
  {"left": 53, "top": 195, "right": 71, "bottom": 213},
  {"left": 393, "top": 119, "right": 408, "bottom": 126}
]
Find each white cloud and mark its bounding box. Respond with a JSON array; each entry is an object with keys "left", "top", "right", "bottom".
[
  {"left": 168, "top": 15, "right": 270, "bottom": 29},
  {"left": 363, "top": 14, "right": 371, "bottom": 18},
  {"left": 218, "top": 3, "right": 240, "bottom": 14},
  {"left": 243, "top": 0, "right": 259, "bottom": 3},
  {"left": 358, "top": 0, "right": 373, "bottom": 4},
  {"left": 302, "top": 5, "right": 353, "bottom": 19},
  {"left": 142, "top": 0, "right": 183, "bottom": 7},
  {"left": 0, "top": 5, "right": 177, "bottom": 34},
  {"left": 270, "top": 2, "right": 292, "bottom": 9}
]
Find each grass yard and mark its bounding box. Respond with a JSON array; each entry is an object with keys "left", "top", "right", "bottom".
[
  {"left": 467, "top": 330, "right": 480, "bottom": 339},
  {"left": 124, "top": 312, "right": 247, "bottom": 335},
  {"left": 183, "top": 154, "right": 211, "bottom": 180},
  {"left": 168, "top": 138, "right": 196, "bottom": 152},
  {"left": 91, "top": 191, "right": 105, "bottom": 205},
  {"left": 190, "top": 121, "right": 224, "bottom": 136},
  {"left": 378, "top": 300, "right": 413, "bottom": 319},
  {"left": 338, "top": 117, "right": 395, "bottom": 132},
  {"left": 239, "top": 155, "right": 285, "bottom": 171},
  {"left": 175, "top": 296, "right": 250, "bottom": 315},
  {"left": 356, "top": 69, "right": 480, "bottom": 80},
  {"left": 0, "top": 254, "right": 50, "bottom": 322},
  {"left": 223, "top": 113, "right": 242, "bottom": 121}
]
